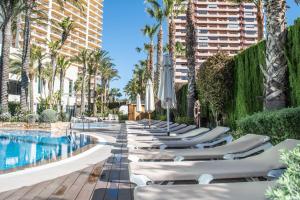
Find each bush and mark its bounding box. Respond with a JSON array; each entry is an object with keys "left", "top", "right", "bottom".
[
  {"left": 8, "top": 102, "right": 21, "bottom": 116},
  {"left": 26, "top": 114, "right": 39, "bottom": 123},
  {"left": 0, "top": 112, "right": 11, "bottom": 122},
  {"left": 175, "top": 116, "right": 194, "bottom": 125},
  {"left": 237, "top": 107, "right": 300, "bottom": 144},
  {"left": 118, "top": 114, "right": 128, "bottom": 122},
  {"left": 266, "top": 145, "right": 300, "bottom": 199},
  {"left": 40, "top": 109, "right": 58, "bottom": 123}
]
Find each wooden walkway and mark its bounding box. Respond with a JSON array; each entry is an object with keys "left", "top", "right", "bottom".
[{"left": 0, "top": 124, "right": 134, "bottom": 200}]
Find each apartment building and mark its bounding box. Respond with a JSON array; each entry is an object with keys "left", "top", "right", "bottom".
[
  {"left": 3, "top": 0, "right": 103, "bottom": 113},
  {"left": 174, "top": 0, "right": 261, "bottom": 83}
]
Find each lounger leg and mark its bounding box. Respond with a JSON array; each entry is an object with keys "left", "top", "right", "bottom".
[
  {"left": 130, "top": 174, "right": 153, "bottom": 186},
  {"left": 267, "top": 169, "right": 286, "bottom": 180}
]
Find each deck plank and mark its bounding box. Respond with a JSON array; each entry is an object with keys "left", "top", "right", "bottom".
[{"left": 75, "top": 162, "right": 105, "bottom": 200}]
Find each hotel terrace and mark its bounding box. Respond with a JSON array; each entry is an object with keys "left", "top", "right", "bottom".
[
  {"left": 174, "top": 0, "right": 261, "bottom": 83},
  {"left": 7, "top": 0, "right": 103, "bottom": 113}
]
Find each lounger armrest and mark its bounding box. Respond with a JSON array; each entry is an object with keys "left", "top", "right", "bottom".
[
  {"left": 223, "top": 142, "right": 273, "bottom": 160},
  {"left": 174, "top": 155, "right": 185, "bottom": 162},
  {"left": 195, "top": 134, "right": 233, "bottom": 149},
  {"left": 130, "top": 174, "right": 153, "bottom": 186},
  {"left": 267, "top": 169, "right": 285, "bottom": 180},
  {"left": 198, "top": 174, "right": 214, "bottom": 184},
  {"left": 128, "top": 155, "right": 140, "bottom": 162}
]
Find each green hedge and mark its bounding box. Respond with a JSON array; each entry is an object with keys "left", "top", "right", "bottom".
[
  {"left": 236, "top": 107, "right": 300, "bottom": 144},
  {"left": 176, "top": 84, "right": 188, "bottom": 117},
  {"left": 286, "top": 18, "right": 300, "bottom": 106},
  {"left": 224, "top": 18, "right": 300, "bottom": 126}
]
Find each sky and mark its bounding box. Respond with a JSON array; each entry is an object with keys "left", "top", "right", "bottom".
[{"left": 102, "top": 0, "right": 300, "bottom": 97}]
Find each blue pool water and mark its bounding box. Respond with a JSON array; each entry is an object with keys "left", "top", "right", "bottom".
[
  {"left": 0, "top": 130, "right": 94, "bottom": 171},
  {"left": 72, "top": 122, "right": 110, "bottom": 129}
]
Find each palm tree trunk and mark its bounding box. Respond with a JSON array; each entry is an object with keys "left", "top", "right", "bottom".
[
  {"left": 149, "top": 42, "right": 154, "bottom": 80},
  {"left": 93, "top": 70, "right": 98, "bottom": 116},
  {"left": 20, "top": 6, "right": 32, "bottom": 113},
  {"left": 29, "top": 76, "right": 34, "bottom": 113},
  {"left": 59, "top": 70, "right": 65, "bottom": 113},
  {"left": 186, "top": 0, "right": 197, "bottom": 118},
  {"left": 169, "top": 16, "right": 176, "bottom": 83},
  {"left": 0, "top": 18, "right": 12, "bottom": 113},
  {"left": 257, "top": 0, "right": 264, "bottom": 41},
  {"left": 264, "top": 0, "right": 287, "bottom": 110},
  {"left": 156, "top": 25, "right": 163, "bottom": 89},
  {"left": 80, "top": 64, "right": 87, "bottom": 115},
  {"left": 88, "top": 74, "right": 92, "bottom": 113}
]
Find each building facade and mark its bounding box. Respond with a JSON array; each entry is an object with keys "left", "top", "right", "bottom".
[
  {"left": 4, "top": 0, "right": 103, "bottom": 113},
  {"left": 174, "top": 0, "right": 261, "bottom": 83}
]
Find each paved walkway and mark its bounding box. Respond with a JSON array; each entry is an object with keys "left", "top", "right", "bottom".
[{"left": 0, "top": 124, "right": 133, "bottom": 200}]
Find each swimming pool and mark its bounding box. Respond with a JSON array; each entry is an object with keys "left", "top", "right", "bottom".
[
  {"left": 71, "top": 122, "right": 111, "bottom": 130},
  {"left": 0, "top": 130, "right": 95, "bottom": 171}
]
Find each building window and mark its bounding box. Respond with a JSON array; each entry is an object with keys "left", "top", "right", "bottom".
[
  {"left": 209, "top": 36, "right": 218, "bottom": 40},
  {"left": 245, "top": 24, "right": 256, "bottom": 28},
  {"left": 8, "top": 80, "right": 21, "bottom": 95},
  {"left": 228, "top": 17, "right": 238, "bottom": 22},
  {"left": 198, "top": 29, "right": 208, "bottom": 34},
  {"left": 176, "top": 69, "right": 188, "bottom": 73},
  {"left": 198, "top": 42, "right": 208, "bottom": 47},
  {"left": 245, "top": 18, "right": 255, "bottom": 22},
  {"left": 198, "top": 10, "right": 207, "bottom": 14},
  {"left": 69, "top": 80, "right": 73, "bottom": 97},
  {"left": 245, "top": 30, "right": 256, "bottom": 35},
  {"left": 208, "top": 4, "right": 218, "bottom": 8},
  {"left": 244, "top": 5, "right": 254, "bottom": 9},
  {"left": 245, "top": 12, "right": 253, "bottom": 16},
  {"left": 198, "top": 36, "right": 208, "bottom": 40},
  {"left": 228, "top": 24, "right": 239, "bottom": 28}
]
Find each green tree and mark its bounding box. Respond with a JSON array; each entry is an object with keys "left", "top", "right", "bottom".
[
  {"left": 141, "top": 24, "right": 159, "bottom": 80},
  {"left": 56, "top": 56, "right": 71, "bottom": 113},
  {"left": 146, "top": 0, "right": 164, "bottom": 90},
  {"left": 73, "top": 49, "right": 91, "bottom": 115}
]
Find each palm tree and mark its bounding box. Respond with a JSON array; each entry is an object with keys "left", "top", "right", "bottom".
[
  {"left": 146, "top": 0, "right": 164, "bottom": 90},
  {"left": 162, "top": 0, "right": 185, "bottom": 82},
  {"left": 10, "top": 45, "right": 45, "bottom": 113},
  {"left": 57, "top": 56, "right": 71, "bottom": 113},
  {"left": 73, "top": 49, "right": 91, "bottom": 115},
  {"left": 142, "top": 24, "right": 159, "bottom": 80},
  {"left": 92, "top": 50, "right": 110, "bottom": 116},
  {"left": 186, "top": 0, "right": 197, "bottom": 118},
  {"left": 48, "top": 17, "right": 75, "bottom": 100},
  {"left": 109, "top": 88, "right": 122, "bottom": 103},
  {"left": 0, "top": 0, "right": 24, "bottom": 113}
]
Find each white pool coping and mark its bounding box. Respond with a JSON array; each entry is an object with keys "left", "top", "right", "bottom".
[{"left": 0, "top": 133, "right": 114, "bottom": 193}]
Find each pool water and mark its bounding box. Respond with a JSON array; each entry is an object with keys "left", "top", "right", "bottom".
[
  {"left": 0, "top": 130, "right": 94, "bottom": 171},
  {"left": 72, "top": 122, "right": 110, "bottom": 130}
]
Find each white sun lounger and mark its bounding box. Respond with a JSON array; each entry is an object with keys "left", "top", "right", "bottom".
[
  {"left": 128, "top": 127, "right": 210, "bottom": 142},
  {"left": 126, "top": 123, "right": 186, "bottom": 135},
  {"left": 129, "top": 139, "right": 299, "bottom": 186},
  {"left": 134, "top": 181, "right": 276, "bottom": 200},
  {"left": 127, "top": 126, "right": 231, "bottom": 149},
  {"left": 128, "top": 134, "right": 272, "bottom": 162}
]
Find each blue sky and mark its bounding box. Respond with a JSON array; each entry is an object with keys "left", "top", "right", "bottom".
[{"left": 102, "top": 0, "right": 300, "bottom": 97}]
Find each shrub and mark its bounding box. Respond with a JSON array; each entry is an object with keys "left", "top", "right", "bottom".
[
  {"left": 266, "top": 145, "right": 300, "bottom": 200},
  {"left": 197, "top": 52, "right": 233, "bottom": 125},
  {"left": 0, "top": 112, "right": 11, "bottom": 122},
  {"left": 40, "top": 109, "right": 58, "bottom": 123},
  {"left": 118, "top": 114, "right": 128, "bottom": 122},
  {"left": 8, "top": 102, "right": 21, "bottom": 116},
  {"left": 237, "top": 107, "right": 300, "bottom": 144},
  {"left": 26, "top": 114, "right": 39, "bottom": 123},
  {"left": 175, "top": 116, "right": 194, "bottom": 125}
]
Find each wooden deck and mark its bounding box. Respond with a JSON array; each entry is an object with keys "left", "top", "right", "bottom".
[{"left": 0, "top": 124, "right": 134, "bottom": 200}]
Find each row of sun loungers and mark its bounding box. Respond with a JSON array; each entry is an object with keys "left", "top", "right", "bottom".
[{"left": 125, "top": 119, "right": 299, "bottom": 200}]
